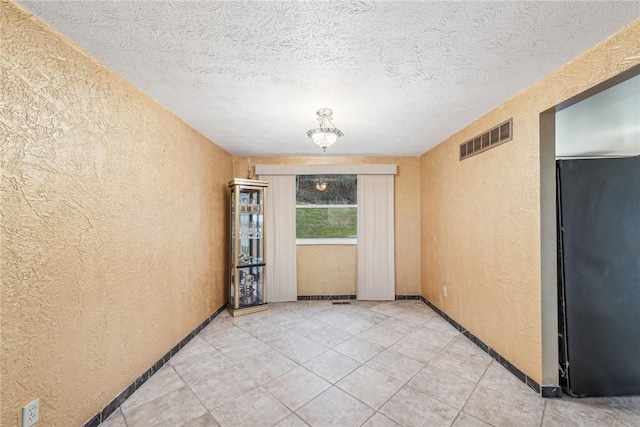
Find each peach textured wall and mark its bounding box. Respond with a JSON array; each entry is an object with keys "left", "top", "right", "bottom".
[
  {"left": 420, "top": 19, "right": 640, "bottom": 384},
  {"left": 1, "top": 2, "right": 233, "bottom": 426},
  {"left": 297, "top": 246, "right": 357, "bottom": 296},
  {"left": 233, "top": 157, "right": 421, "bottom": 296}
]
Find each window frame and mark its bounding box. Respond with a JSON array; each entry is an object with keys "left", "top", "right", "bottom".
[{"left": 295, "top": 176, "right": 358, "bottom": 245}]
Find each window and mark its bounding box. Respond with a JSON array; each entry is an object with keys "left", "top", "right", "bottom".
[{"left": 296, "top": 174, "right": 357, "bottom": 243}]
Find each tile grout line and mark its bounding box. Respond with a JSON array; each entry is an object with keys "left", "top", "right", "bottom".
[
  {"left": 458, "top": 357, "right": 497, "bottom": 427},
  {"left": 264, "top": 302, "right": 410, "bottom": 426},
  {"left": 358, "top": 412, "right": 377, "bottom": 427},
  {"left": 278, "top": 364, "right": 332, "bottom": 413},
  {"left": 184, "top": 356, "right": 259, "bottom": 423},
  {"left": 116, "top": 304, "right": 450, "bottom": 424},
  {"left": 294, "top": 365, "right": 376, "bottom": 425},
  {"left": 592, "top": 401, "right": 633, "bottom": 427},
  {"left": 420, "top": 296, "right": 551, "bottom": 396},
  {"left": 596, "top": 398, "right": 634, "bottom": 427},
  {"left": 117, "top": 408, "right": 130, "bottom": 427},
  {"left": 284, "top": 302, "right": 427, "bottom": 426},
  {"left": 120, "top": 356, "right": 218, "bottom": 424},
  {"left": 263, "top": 385, "right": 303, "bottom": 427},
  {"left": 355, "top": 303, "right": 497, "bottom": 426},
  {"left": 237, "top": 308, "right": 337, "bottom": 422},
  {"left": 168, "top": 365, "right": 221, "bottom": 425},
  {"left": 273, "top": 302, "right": 444, "bottom": 425},
  {"left": 539, "top": 399, "right": 547, "bottom": 427},
  {"left": 192, "top": 323, "right": 275, "bottom": 421},
  {"left": 392, "top": 331, "right": 467, "bottom": 422},
  {"left": 85, "top": 303, "right": 228, "bottom": 427},
  {"left": 231, "top": 345, "right": 300, "bottom": 388},
  {"left": 116, "top": 301, "right": 634, "bottom": 427},
  {"left": 357, "top": 308, "right": 455, "bottom": 426}
]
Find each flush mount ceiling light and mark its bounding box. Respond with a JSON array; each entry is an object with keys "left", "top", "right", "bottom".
[
  {"left": 315, "top": 180, "right": 328, "bottom": 191},
  {"left": 307, "top": 108, "right": 344, "bottom": 152}
]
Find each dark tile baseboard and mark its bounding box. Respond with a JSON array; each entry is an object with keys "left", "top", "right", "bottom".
[
  {"left": 297, "top": 295, "right": 357, "bottom": 300},
  {"left": 83, "top": 304, "right": 228, "bottom": 427},
  {"left": 297, "top": 295, "right": 421, "bottom": 301},
  {"left": 395, "top": 295, "right": 421, "bottom": 300},
  {"left": 420, "top": 296, "right": 561, "bottom": 398},
  {"left": 541, "top": 385, "right": 563, "bottom": 398}
]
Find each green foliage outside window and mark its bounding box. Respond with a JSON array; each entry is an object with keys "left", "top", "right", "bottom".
[
  {"left": 296, "top": 175, "right": 357, "bottom": 239},
  {"left": 296, "top": 207, "right": 357, "bottom": 238}
]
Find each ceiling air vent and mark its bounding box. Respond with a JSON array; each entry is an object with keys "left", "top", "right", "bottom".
[{"left": 459, "top": 118, "right": 512, "bottom": 160}]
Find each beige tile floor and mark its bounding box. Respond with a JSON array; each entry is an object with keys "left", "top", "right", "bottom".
[{"left": 101, "top": 301, "right": 640, "bottom": 427}]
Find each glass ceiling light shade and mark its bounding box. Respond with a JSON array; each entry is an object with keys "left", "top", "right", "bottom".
[
  {"left": 307, "top": 108, "right": 344, "bottom": 152},
  {"left": 315, "top": 180, "right": 328, "bottom": 191}
]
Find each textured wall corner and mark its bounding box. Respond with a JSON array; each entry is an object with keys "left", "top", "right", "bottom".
[
  {"left": 0, "top": 1, "right": 233, "bottom": 425},
  {"left": 420, "top": 19, "right": 640, "bottom": 384}
]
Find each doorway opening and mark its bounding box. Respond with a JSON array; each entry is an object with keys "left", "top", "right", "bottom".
[{"left": 541, "top": 64, "right": 639, "bottom": 397}]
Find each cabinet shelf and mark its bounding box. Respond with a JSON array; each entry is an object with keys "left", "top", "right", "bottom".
[
  {"left": 236, "top": 208, "right": 263, "bottom": 214},
  {"left": 228, "top": 178, "right": 269, "bottom": 317},
  {"left": 233, "top": 262, "right": 266, "bottom": 268}
]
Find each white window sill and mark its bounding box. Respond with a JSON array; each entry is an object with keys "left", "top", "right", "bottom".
[{"left": 296, "top": 238, "right": 357, "bottom": 246}]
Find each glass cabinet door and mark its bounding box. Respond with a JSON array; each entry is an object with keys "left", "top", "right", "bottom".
[
  {"left": 237, "top": 190, "right": 264, "bottom": 267},
  {"left": 237, "top": 265, "right": 264, "bottom": 307}
]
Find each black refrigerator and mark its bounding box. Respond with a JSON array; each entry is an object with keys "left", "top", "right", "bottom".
[{"left": 557, "top": 155, "right": 640, "bottom": 397}]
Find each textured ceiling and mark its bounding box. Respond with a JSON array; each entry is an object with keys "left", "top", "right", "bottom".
[{"left": 17, "top": 1, "right": 640, "bottom": 156}]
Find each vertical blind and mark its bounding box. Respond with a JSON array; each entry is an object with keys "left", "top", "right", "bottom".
[
  {"left": 260, "top": 175, "right": 298, "bottom": 302},
  {"left": 257, "top": 164, "right": 396, "bottom": 301},
  {"left": 356, "top": 174, "right": 395, "bottom": 300}
]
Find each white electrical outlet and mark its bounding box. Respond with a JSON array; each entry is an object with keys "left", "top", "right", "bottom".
[
  {"left": 443, "top": 286, "right": 448, "bottom": 297},
  {"left": 22, "top": 398, "right": 39, "bottom": 427}
]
